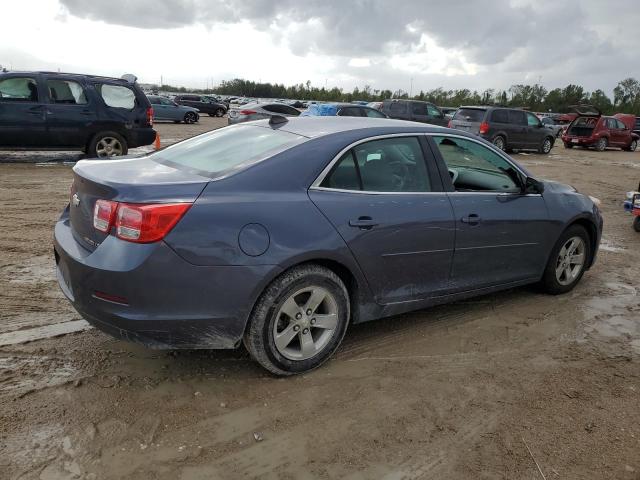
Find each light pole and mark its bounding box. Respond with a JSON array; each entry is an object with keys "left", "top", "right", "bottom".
[{"left": 410, "top": 77, "right": 413, "bottom": 98}]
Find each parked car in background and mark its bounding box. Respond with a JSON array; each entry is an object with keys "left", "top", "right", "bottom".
[
  {"left": 440, "top": 107, "right": 457, "bottom": 119},
  {"left": 147, "top": 95, "right": 199, "bottom": 124},
  {"left": 301, "top": 103, "right": 389, "bottom": 118},
  {"left": 634, "top": 116, "right": 640, "bottom": 138},
  {"left": 173, "top": 94, "right": 227, "bottom": 117},
  {"left": 449, "top": 106, "right": 556, "bottom": 153},
  {"left": 367, "top": 101, "right": 383, "bottom": 110},
  {"left": 228, "top": 102, "right": 301, "bottom": 124},
  {"left": 381, "top": 99, "right": 448, "bottom": 126},
  {"left": 541, "top": 116, "right": 566, "bottom": 137},
  {"left": 562, "top": 106, "right": 638, "bottom": 151},
  {"left": 0, "top": 71, "right": 155, "bottom": 158},
  {"left": 54, "top": 117, "right": 602, "bottom": 375}
]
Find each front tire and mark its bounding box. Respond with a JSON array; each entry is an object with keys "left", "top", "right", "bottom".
[
  {"left": 214, "top": 108, "right": 225, "bottom": 117},
  {"left": 184, "top": 112, "right": 197, "bottom": 124},
  {"left": 244, "top": 265, "right": 350, "bottom": 376},
  {"left": 87, "top": 131, "right": 128, "bottom": 158},
  {"left": 540, "top": 225, "right": 590, "bottom": 295},
  {"left": 625, "top": 139, "right": 638, "bottom": 152},
  {"left": 539, "top": 136, "right": 553, "bottom": 154}
]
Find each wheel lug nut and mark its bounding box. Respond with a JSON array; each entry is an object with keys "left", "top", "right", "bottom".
[
  {"left": 310, "top": 318, "right": 316, "bottom": 325},
  {"left": 302, "top": 328, "right": 309, "bottom": 335},
  {"left": 306, "top": 309, "right": 312, "bottom": 315},
  {"left": 293, "top": 325, "right": 300, "bottom": 332},
  {"left": 295, "top": 313, "right": 302, "bottom": 320}
]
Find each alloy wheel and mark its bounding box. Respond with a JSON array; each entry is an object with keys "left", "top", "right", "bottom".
[
  {"left": 95, "top": 137, "right": 123, "bottom": 158},
  {"left": 555, "top": 236, "right": 586, "bottom": 286},
  {"left": 493, "top": 137, "right": 505, "bottom": 151},
  {"left": 542, "top": 138, "right": 552, "bottom": 153},
  {"left": 631, "top": 140, "right": 637, "bottom": 152},
  {"left": 273, "top": 286, "right": 339, "bottom": 361},
  {"left": 215, "top": 108, "right": 224, "bottom": 117}
]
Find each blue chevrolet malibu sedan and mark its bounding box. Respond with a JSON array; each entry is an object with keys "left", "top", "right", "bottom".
[{"left": 54, "top": 117, "right": 602, "bottom": 375}]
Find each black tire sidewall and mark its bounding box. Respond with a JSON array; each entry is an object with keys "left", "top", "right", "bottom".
[
  {"left": 215, "top": 108, "right": 224, "bottom": 117},
  {"left": 87, "top": 131, "right": 128, "bottom": 158},
  {"left": 540, "top": 137, "right": 553, "bottom": 154},
  {"left": 541, "top": 225, "right": 590, "bottom": 294},
  {"left": 633, "top": 217, "right": 640, "bottom": 232},
  {"left": 245, "top": 266, "right": 349, "bottom": 375},
  {"left": 493, "top": 136, "right": 506, "bottom": 150}
]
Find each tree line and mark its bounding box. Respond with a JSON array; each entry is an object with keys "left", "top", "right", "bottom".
[{"left": 156, "top": 77, "right": 640, "bottom": 115}]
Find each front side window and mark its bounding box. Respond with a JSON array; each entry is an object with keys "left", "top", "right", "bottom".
[
  {"left": 616, "top": 119, "right": 626, "bottom": 129},
  {"left": 338, "top": 107, "right": 363, "bottom": 117},
  {"left": 364, "top": 108, "right": 386, "bottom": 118},
  {"left": 0, "top": 77, "right": 39, "bottom": 102},
  {"left": 433, "top": 136, "right": 521, "bottom": 193},
  {"left": 321, "top": 137, "right": 431, "bottom": 192},
  {"left": 427, "top": 104, "right": 442, "bottom": 117},
  {"left": 47, "top": 80, "right": 87, "bottom": 105},
  {"left": 508, "top": 110, "right": 527, "bottom": 125},
  {"left": 526, "top": 112, "right": 541, "bottom": 127},
  {"left": 412, "top": 103, "right": 425, "bottom": 115},
  {"left": 151, "top": 124, "right": 306, "bottom": 177},
  {"left": 97, "top": 84, "right": 136, "bottom": 109}
]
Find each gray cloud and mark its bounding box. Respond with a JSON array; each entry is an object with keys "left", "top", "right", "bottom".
[{"left": 56, "top": 0, "right": 640, "bottom": 92}]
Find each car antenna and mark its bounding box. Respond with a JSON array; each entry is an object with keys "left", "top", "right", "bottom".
[{"left": 269, "top": 115, "right": 288, "bottom": 126}]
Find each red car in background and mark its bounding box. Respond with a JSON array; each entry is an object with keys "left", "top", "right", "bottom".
[{"left": 562, "top": 105, "right": 638, "bottom": 151}]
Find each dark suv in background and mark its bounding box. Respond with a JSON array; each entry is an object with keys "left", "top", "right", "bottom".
[
  {"left": 0, "top": 71, "right": 155, "bottom": 157},
  {"left": 381, "top": 99, "right": 448, "bottom": 126},
  {"left": 449, "top": 106, "right": 556, "bottom": 153},
  {"left": 173, "top": 95, "right": 228, "bottom": 117}
]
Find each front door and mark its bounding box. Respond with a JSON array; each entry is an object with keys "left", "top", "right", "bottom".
[
  {"left": 44, "top": 77, "right": 92, "bottom": 147},
  {"left": 309, "top": 135, "right": 455, "bottom": 304},
  {"left": 0, "top": 75, "right": 47, "bottom": 147},
  {"left": 430, "top": 134, "right": 551, "bottom": 291},
  {"left": 525, "top": 111, "right": 546, "bottom": 149}
]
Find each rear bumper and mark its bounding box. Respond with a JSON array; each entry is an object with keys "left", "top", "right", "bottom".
[
  {"left": 562, "top": 136, "right": 597, "bottom": 146},
  {"left": 53, "top": 213, "right": 279, "bottom": 349},
  {"left": 128, "top": 127, "right": 156, "bottom": 148}
]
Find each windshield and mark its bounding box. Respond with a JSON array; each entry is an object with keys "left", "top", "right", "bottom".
[{"left": 150, "top": 124, "right": 306, "bottom": 178}]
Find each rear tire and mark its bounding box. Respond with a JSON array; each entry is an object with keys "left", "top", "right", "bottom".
[
  {"left": 540, "top": 225, "right": 590, "bottom": 295},
  {"left": 595, "top": 137, "right": 608, "bottom": 152},
  {"left": 87, "top": 131, "right": 128, "bottom": 158},
  {"left": 492, "top": 135, "right": 506, "bottom": 151},
  {"left": 244, "top": 264, "right": 350, "bottom": 376}
]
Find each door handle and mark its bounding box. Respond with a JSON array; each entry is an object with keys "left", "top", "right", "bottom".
[
  {"left": 461, "top": 214, "right": 481, "bottom": 225},
  {"left": 349, "top": 216, "right": 378, "bottom": 230}
]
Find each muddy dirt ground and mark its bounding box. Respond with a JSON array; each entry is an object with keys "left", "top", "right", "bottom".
[{"left": 1, "top": 116, "right": 640, "bottom": 479}]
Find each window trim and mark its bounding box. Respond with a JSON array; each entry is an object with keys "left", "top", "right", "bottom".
[
  {"left": 310, "top": 133, "right": 441, "bottom": 195},
  {"left": 425, "top": 133, "right": 538, "bottom": 196}
]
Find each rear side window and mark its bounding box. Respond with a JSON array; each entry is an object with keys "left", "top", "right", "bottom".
[
  {"left": 151, "top": 125, "right": 306, "bottom": 177},
  {"left": 491, "top": 109, "right": 509, "bottom": 123},
  {"left": 321, "top": 152, "right": 360, "bottom": 190},
  {"left": 47, "top": 80, "right": 87, "bottom": 105},
  {"left": 508, "top": 110, "right": 527, "bottom": 125},
  {"left": 97, "top": 84, "right": 136, "bottom": 109},
  {"left": 454, "top": 108, "right": 485, "bottom": 122},
  {"left": 364, "top": 108, "right": 386, "bottom": 118},
  {"left": 389, "top": 102, "right": 407, "bottom": 114},
  {"left": 0, "top": 77, "right": 39, "bottom": 102}
]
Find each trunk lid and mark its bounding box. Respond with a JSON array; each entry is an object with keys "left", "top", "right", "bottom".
[
  {"left": 569, "top": 104, "right": 601, "bottom": 117},
  {"left": 69, "top": 156, "right": 209, "bottom": 251}
]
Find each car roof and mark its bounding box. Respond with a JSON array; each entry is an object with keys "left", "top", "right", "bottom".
[
  {"left": 249, "top": 116, "right": 447, "bottom": 139},
  {"left": 1, "top": 71, "right": 133, "bottom": 84}
]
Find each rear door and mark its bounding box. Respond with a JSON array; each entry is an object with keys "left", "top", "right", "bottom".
[
  {"left": 507, "top": 110, "right": 528, "bottom": 148},
  {"left": 44, "top": 76, "right": 93, "bottom": 147},
  {"left": 611, "top": 118, "right": 627, "bottom": 146},
  {"left": 309, "top": 134, "right": 455, "bottom": 304},
  {"left": 0, "top": 74, "right": 48, "bottom": 147},
  {"left": 430, "top": 134, "right": 550, "bottom": 290},
  {"left": 410, "top": 102, "right": 430, "bottom": 123}
]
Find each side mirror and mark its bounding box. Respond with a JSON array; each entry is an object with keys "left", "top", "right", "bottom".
[{"left": 525, "top": 177, "right": 545, "bottom": 194}]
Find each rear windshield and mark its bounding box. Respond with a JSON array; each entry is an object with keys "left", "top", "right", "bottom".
[
  {"left": 453, "top": 108, "right": 486, "bottom": 122},
  {"left": 151, "top": 124, "right": 306, "bottom": 178}
]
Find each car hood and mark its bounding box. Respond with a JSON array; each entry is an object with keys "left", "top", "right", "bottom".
[{"left": 542, "top": 179, "right": 578, "bottom": 194}]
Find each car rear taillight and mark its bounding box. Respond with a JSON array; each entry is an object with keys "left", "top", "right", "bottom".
[
  {"left": 479, "top": 122, "right": 490, "bottom": 134},
  {"left": 93, "top": 200, "right": 118, "bottom": 233},
  {"left": 146, "top": 107, "right": 154, "bottom": 126},
  {"left": 93, "top": 201, "right": 191, "bottom": 243},
  {"left": 115, "top": 203, "right": 192, "bottom": 243},
  {"left": 240, "top": 109, "right": 257, "bottom": 115}
]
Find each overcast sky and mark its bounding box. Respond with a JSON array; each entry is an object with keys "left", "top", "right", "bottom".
[{"left": 1, "top": 0, "right": 638, "bottom": 95}]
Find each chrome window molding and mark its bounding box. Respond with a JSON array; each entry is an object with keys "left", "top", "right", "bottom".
[{"left": 309, "top": 131, "right": 537, "bottom": 196}]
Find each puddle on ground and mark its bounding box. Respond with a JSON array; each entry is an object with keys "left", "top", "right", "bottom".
[{"left": 583, "top": 280, "right": 640, "bottom": 353}]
